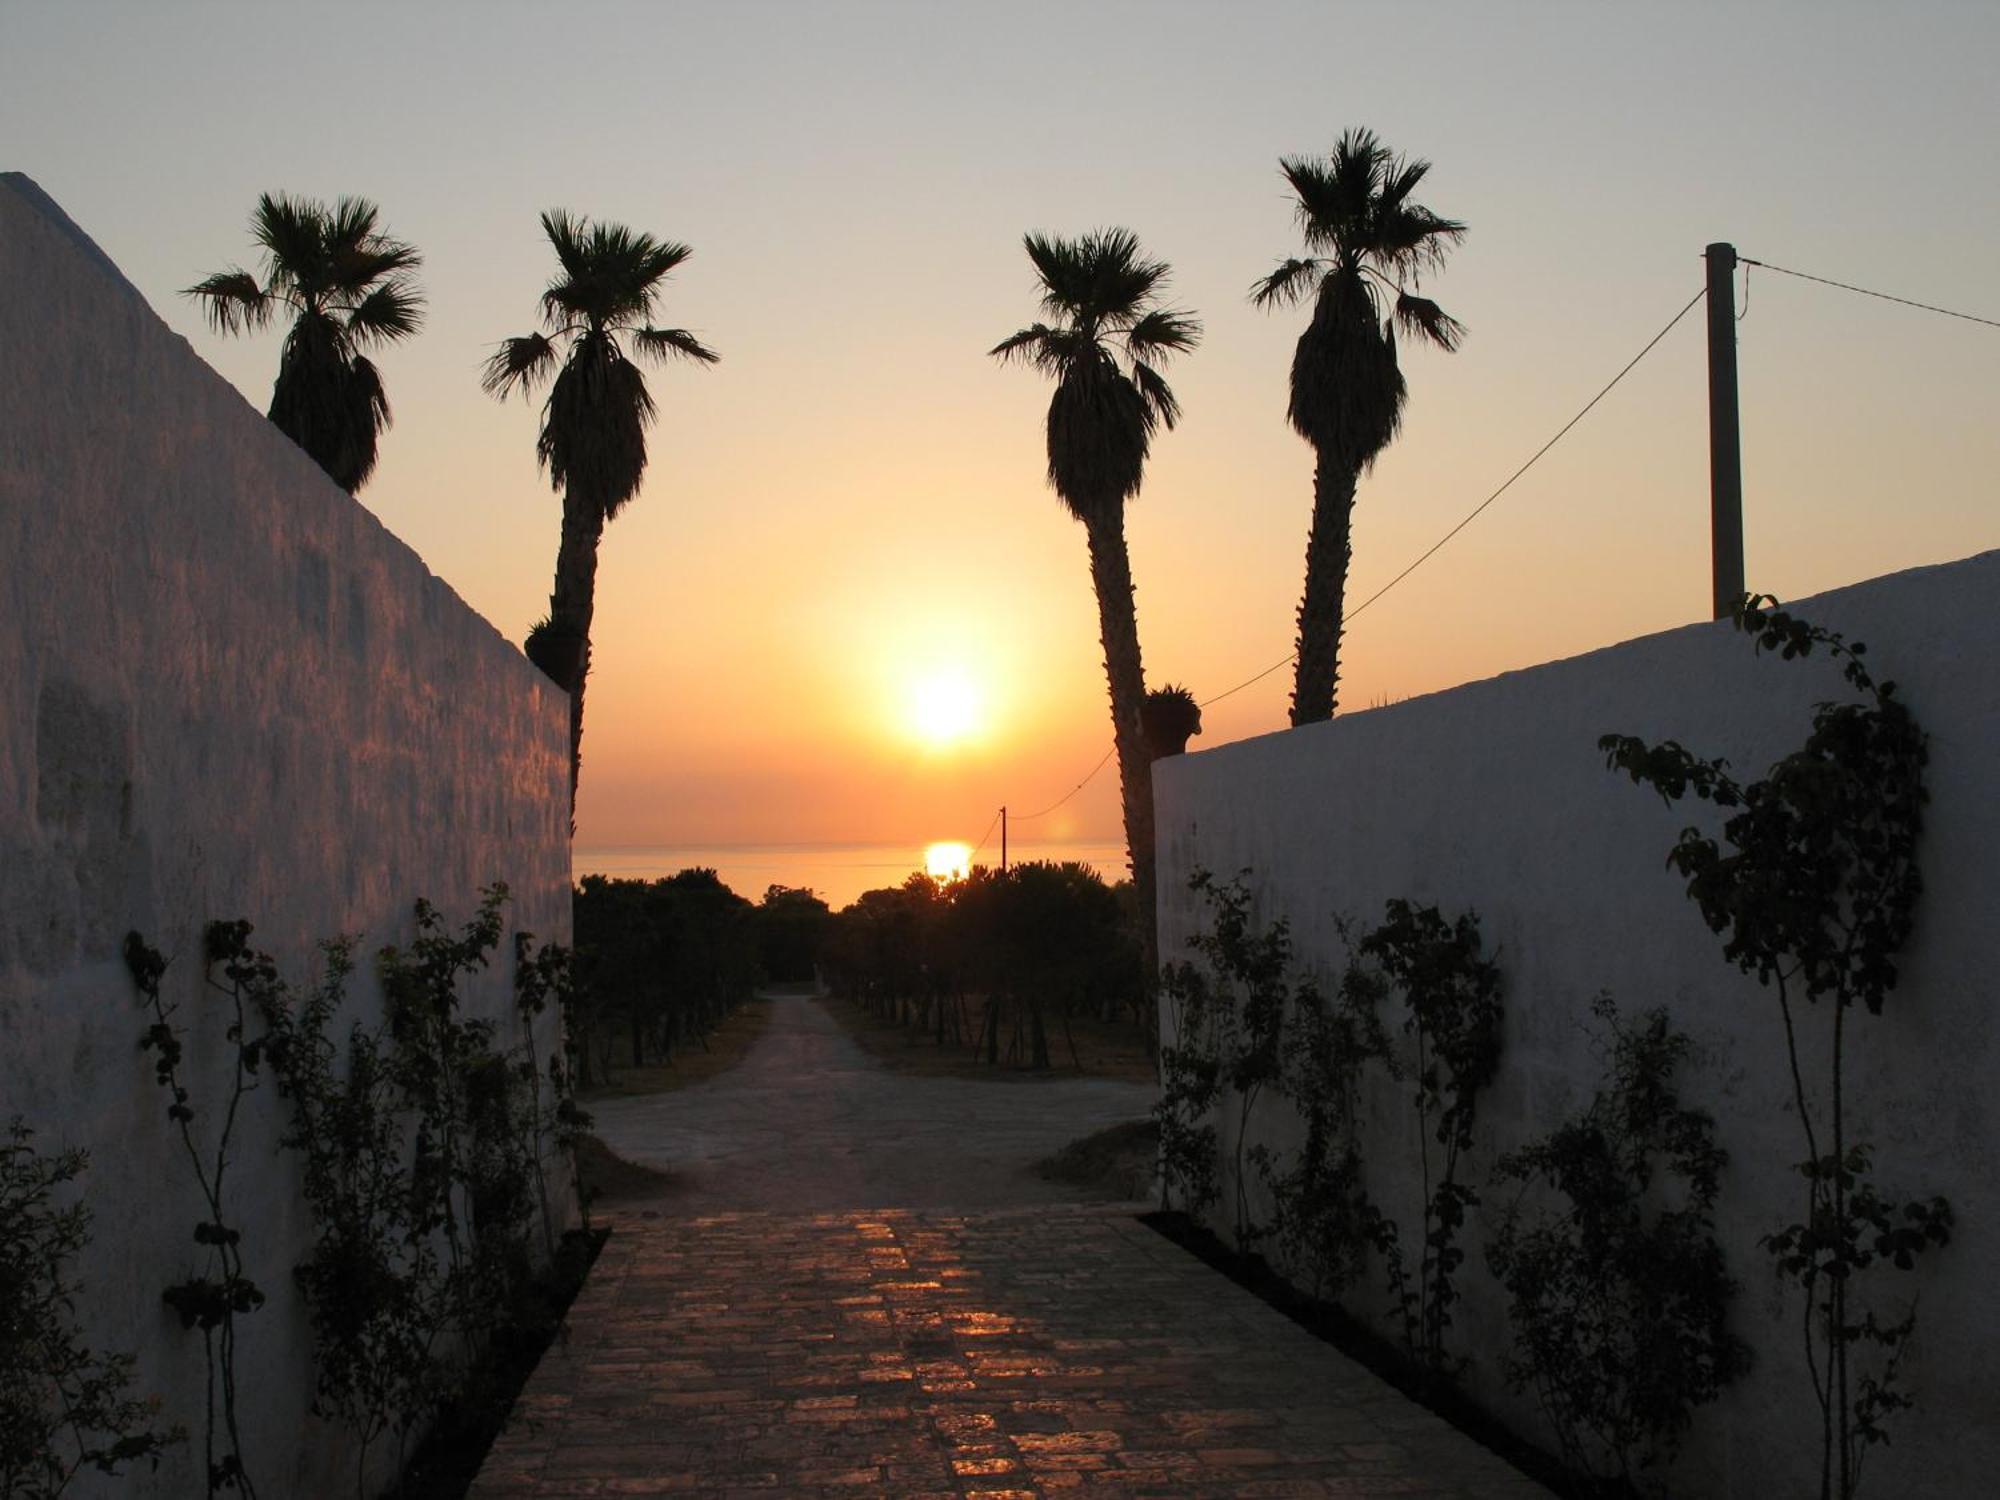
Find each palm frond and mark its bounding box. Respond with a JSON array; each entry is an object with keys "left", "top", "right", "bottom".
[
  {"left": 182, "top": 269, "right": 272, "bottom": 334},
  {"left": 634, "top": 238, "right": 695, "bottom": 284},
  {"left": 1393, "top": 293, "right": 1466, "bottom": 352},
  {"left": 1376, "top": 154, "right": 1433, "bottom": 211},
  {"left": 1377, "top": 205, "right": 1467, "bottom": 281},
  {"left": 990, "top": 324, "right": 1052, "bottom": 362},
  {"left": 480, "top": 333, "right": 558, "bottom": 398},
  {"left": 251, "top": 191, "right": 325, "bottom": 297},
  {"left": 1023, "top": 232, "right": 1091, "bottom": 317},
  {"left": 632, "top": 326, "right": 719, "bottom": 365},
  {"left": 324, "top": 195, "right": 382, "bottom": 253},
  {"left": 1131, "top": 360, "right": 1181, "bottom": 432},
  {"left": 322, "top": 197, "right": 421, "bottom": 294},
  {"left": 1125, "top": 308, "right": 1201, "bottom": 362},
  {"left": 540, "top": 209, "right": 590, "bottom": 286},
  {"left": 345, "top": 279, "right": 425, "bottom": 345},
  {"left": 1249, "top": 257, "right": 1324, "bottom": 309},
  {"left": 538, "top": 211, "right": 696, "bottom": 329}
]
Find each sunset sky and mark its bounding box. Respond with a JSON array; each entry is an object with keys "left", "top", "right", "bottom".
[{"left": 4, "top": 1, "right": 1995, "bottom": 852}]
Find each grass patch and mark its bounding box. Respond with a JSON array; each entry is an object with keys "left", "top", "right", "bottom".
[
  {"left": 579, "top": 996, "right": 772, "bottom": 1100},
  {"left": 821, "top": 992, "right": 1157, "bottom": 1084},
  {"left": 1034, "top": 1118, "right": 1157, "bottom": 1200}
]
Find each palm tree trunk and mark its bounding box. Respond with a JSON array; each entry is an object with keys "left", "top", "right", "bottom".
[
  {"left": 1083, "top": 513, "right": 1159, "bottom": 989},
  {"left": 1291, "top": 451, "right": 1358, "bottom": 726},
  {"left": 549, "top": 496, "right": 605, "bottom": 814}
]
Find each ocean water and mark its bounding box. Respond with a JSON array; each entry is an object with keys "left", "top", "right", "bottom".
[{"left": 572, "top": 839, "right": 1133, "bottom": 909}]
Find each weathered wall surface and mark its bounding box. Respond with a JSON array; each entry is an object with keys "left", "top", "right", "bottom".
[
  {"left": 0, "top": 174, "right": 572, "bottom": 1496},
  {"left": 1155, "top": 549, "right": 2000, "bottom": 1497}
]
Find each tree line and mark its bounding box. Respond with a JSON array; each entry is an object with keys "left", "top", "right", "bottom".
[
  {"left": 567, "top": 858, "right": 1148, "bottom": 1084},
  {"left": 820, "top": 861, "right": 1144, "bottom": 1071}
]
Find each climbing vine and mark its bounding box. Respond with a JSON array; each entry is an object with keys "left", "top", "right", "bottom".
[
  {"left": 1, "top": 1121, "right": 180, "bottom": 1498},
  {"left": 254, "top": 932, "right": 436, "bottom": 1496},
  {"left": 1256, "top": 919, "right": 1396, "bottom": 1303},
  {"left": 1603, "top": 597, "right": 1950, "bottom": 1500},
  {"left": 1487, "top": 996, "right": 1748, "bottom": 1492},
  {"left": 124, "top": 926, "right": 269, "bottom": 1498},
  {"left": 511, "top": 928, "right": 594, "bottom": 1247},
  {"left": 1154, "top": 900, "right": 1229, "bottom": 1219},
  {"left": 1358, "top": 899, "right": 1503, "bottom": 1376},
  {"left": 126, "top": 887, "right": 587, "bottom": 1499}
]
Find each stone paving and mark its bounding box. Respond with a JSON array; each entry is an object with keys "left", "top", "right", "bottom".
[{"left": 472, "top": 996, "right": 1549, "bottom": 1497}]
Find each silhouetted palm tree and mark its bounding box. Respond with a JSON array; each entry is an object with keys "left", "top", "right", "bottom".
[
  {"left": 483, "top": 211, "right": 719, "bottom": 810},
  {"left": 992, "top": 228, "right": 1200, "bottom": 982},
  {"left": 185, "top": 193, "right": 423, "bottom": 493},
  {"left": 1252, "top": 129, "right": 1465, "bottom": 725}
]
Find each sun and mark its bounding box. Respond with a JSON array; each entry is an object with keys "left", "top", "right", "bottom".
[
  {"left": 905, "top": 667, "right": 983, "bottom": 749},
  {"left": 924, "top": 841, "right": 973, "bottom": 882}
]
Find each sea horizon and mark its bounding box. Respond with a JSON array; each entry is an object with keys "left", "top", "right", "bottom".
[{"left": 573, "top": 838, "right": 1133, "bottom": 909}]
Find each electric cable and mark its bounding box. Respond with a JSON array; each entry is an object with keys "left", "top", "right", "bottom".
[{"left": 1740, "top": 257, "right": 2000, "bottom": 331}]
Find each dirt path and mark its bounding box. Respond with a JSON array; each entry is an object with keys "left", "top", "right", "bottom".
[{"left": 586, "top": 991, "right": 1160, "bottom": 1211}]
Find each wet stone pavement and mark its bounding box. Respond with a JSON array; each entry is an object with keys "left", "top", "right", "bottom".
[{"left": 471, "top": 997, "right": 1548, "bottom": 1498}]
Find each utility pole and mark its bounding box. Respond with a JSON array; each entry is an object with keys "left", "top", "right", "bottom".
[
  {"left": 1706, "top": 242, "right": 1745, "bottom": 620},
  {"left": 1000, "top": 806, "right": 1008, "bottom": 872}
]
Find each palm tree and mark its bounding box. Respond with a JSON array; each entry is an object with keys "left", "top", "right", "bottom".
[
  {"left": 483, "top": 210, "right": 719, "bottom": 810},
  {"left": 185, "top": 193, "right": 423, "bottom": 493},
  {"left": 992, "top": 228, "right": 1200, "bottom": 983},
  {"left": 1252, "top": 128, "right": 1465, "bottom": 726}
]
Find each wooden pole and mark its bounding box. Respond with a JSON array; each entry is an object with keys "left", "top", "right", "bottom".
[
  {"left": 1000, "top": 806, "right": 1008, "bottom": 872},
  {"left": 1706, "top": 242, "right": 1746, "bottom": 619}
]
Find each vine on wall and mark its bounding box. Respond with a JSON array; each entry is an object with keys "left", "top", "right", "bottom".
[
  {"left": 1359, "top": 900, "right": 1504, "bottom": 1375},
  {"left": 124, "top": 926, "right": 269, "bottom": 1498},
  {"left": 123, "top": 886, "right": 587, "bottom": 1500},
  {"left": 1487, "top": 996, "right": 1748, "bottom": 1493},
  {"left": 1256, "top": 922, "right": 1395, "bottom": 1304},
  {"left": 1603, "top": 598, "right": 1950, "bottom": 1500}
]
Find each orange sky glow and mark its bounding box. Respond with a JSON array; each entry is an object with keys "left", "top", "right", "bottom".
[{"left": 4, "top": 3, "right": 1994, "bottom": 854}]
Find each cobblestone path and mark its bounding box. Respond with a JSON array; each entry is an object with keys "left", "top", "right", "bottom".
[{"left": 471, "top": 1205, "right": 1549, "bottom": 1498}]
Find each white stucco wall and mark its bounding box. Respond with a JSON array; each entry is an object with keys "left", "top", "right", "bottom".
[
  {"left": 0, "top": 174, "right": 572, "bottom": 1496},
  {"left": 1155, "top": 549, "right": 2000, "bottom": 1497}
]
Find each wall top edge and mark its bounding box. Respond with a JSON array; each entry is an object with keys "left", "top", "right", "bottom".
[
  {"left": 1, "top": 171, "right": 558, "bottom": 712},
  {"left": 1163, "top": 546, "right": 2000, "bottom": 775}
]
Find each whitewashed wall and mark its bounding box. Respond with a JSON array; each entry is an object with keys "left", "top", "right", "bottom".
[
  {"left": 1155, "top": 549, "right": 2000, "bottom": 1498},
  {"left": 0, "top": 174, "right": 572, "bottom": 1497}
]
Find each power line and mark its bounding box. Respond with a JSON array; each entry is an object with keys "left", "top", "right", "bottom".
[
  {"left": 1202, "top": 283, "right": 1707, "bottom": 710},
  {"left": 1740, "top": 257, "right": 2000, "bottom": 331},
  {"left": 965, "top": 807, "right": 1002, "bottom": 862},
  {"left": 1011, "top": 746, "right": 1115, "bottom": 822}
]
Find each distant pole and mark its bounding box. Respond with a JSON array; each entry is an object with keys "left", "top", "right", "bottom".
[
  {"left": 1706, "top": 241, "right": 1746, "bottom": 620},
  {"left": 1000, "top": 806, "right": 1008, "bottom": 872}
]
